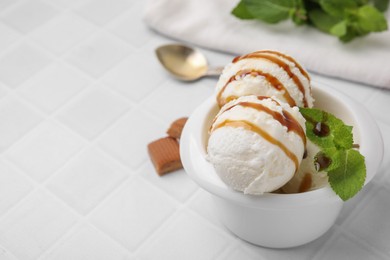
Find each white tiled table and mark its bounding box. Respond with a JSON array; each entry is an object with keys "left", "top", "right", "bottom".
[{"left": 0, "top": 0, "right": 389, "bottom": 259}]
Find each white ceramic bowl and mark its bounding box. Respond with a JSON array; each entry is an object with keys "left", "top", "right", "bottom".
[{"left": 180, "top": 82, "right": 383, "bottom": 248}]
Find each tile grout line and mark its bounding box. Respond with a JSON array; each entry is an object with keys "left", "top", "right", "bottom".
[
  {"left": 37, "top": 176, "right": 140, "bottom": 259},
  {"left": 338, "top": 227, "right": 390, "bottom": 259},
  {"left": 0, "top": 1, "right": 217, "bottom": 259},
  {"left": 87, "top": 174, "right": 182, "bottom": 255},
  {"left": 0, "top": 243, "right": 20, "bottom": 260}
]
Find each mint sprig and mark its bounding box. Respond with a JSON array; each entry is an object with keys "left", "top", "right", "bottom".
[
  {"left": 231, "top": 0, "right": 389, "bottom": 42},
  {"left": 300, "top": 107, "right": 366, "bottom": 201}
]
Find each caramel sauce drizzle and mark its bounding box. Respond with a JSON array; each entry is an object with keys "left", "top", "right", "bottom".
[
  {"left": 216, "top": 69, "right": 296, "bottom": 107},
  {"left": 209, "top": 96, "right": 271, "bottom": 131},
  {"left": 298, "top": 173, "right": 312, "bottom": 193},
  {"left": 254, "top": 50, "right": 310, "bottom": 81},
  {"left": 213, "top": 119, "right": 299, "bottom": 171},
  {"left": 232, "top": 53, "right": 308, "bottom": 107},
  {"left": 215, "top": 98, "right": 306, "bottom": 145}
]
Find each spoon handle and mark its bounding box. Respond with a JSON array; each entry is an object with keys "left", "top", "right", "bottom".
[{"left": 205, "top": 66, "right": 224, "bottom": 77}]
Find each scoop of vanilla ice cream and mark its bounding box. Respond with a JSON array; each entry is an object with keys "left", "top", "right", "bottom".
[
  {"left": 207, "top": 95, "right": 306, "bottom": 194},
  {"left": 216, "top": 50, "right": 314, "bottom": 108},
  {"left": 281, "top": 140, "right": 329, "bottom": 193}
]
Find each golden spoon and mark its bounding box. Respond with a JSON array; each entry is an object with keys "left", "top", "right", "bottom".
[{"left": 155, "top": 44, "right": 224, "bottom": 81}]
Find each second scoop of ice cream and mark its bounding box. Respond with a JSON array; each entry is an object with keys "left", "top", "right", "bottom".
[
  {"left": 207, "top": 95, "right": 307, "bottom": 194},
  {"left": 215, "top": 50, "right": 314, "bottom": 108}
]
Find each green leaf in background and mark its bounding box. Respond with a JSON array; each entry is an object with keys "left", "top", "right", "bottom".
[
  {"left": 231, "top": 0, "right": 389, "bottom": 42},
  {"left": 242, "top": 0, "right": 297, "bottom": 23},
  {"left": 319, "top": 0, "right": 357, "bottom": 17},
  {"left": 373, "top": 0, "right": 390, "bottom": 12},
  {"left": 356, "top": 5, "right": 388, "bottom": 32},
  {"left": 231, "top": 1, "right": 255, "bottom": 19},
  {"left": 327, "top": 149, "right": 366, "bottom": 201},
  {"left": 353, "top": 0, "right": 369, "bottom": 5},
  {"left": 340, "top": 27, "right": 360, "bottom": 42},
  {"left": 330, "top": 20, "right": 348, "bottom": 36},
  {"left": 309, "top": 8, "right": 343, "bottom": 33},
  {"left": 291, "top": 6, "right": 308, "bottom": 25}
]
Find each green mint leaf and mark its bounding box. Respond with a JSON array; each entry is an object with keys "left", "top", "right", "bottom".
[
  {"left": 356, "top": 5, "right": 388, "bottom": 32},
  {"left": 327, "top": 149, "right": 366, "bottom": 201},
  {"left": 231, "top": 1, "right": 255, "bottom": 19},
  {"left": 242, "top": 0, "right": 296, "bottom": 23},
  {"left": 319, "top": 0, "right": 357, "bottom": 17},
  {"left": 299, "top": 107, "right": 353, "bottom": 149},
  {"left": 330, "top": 20, "right": 348, "bottom": 36},
  {"left": 308, "top": 8, "right": 342, "bottom": 33},
  {"left": 372, "top": 0, "right": 389, "bottom": 12},
  {"left": 301, "top": 107, "right": 366, "bottom": 201},
  {"left": 326, "top": 112, "right": 353, "bottom": 149},
  {"left": 314, "top": 148, "right": 341, "bottom": 172}
]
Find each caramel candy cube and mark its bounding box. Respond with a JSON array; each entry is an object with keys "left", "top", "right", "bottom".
[
  {"left": 148, "top": 137, "right": 182, "bottom": 176},
  {"left": 167, "top": 117, "right": 188, "bottom": 139}
]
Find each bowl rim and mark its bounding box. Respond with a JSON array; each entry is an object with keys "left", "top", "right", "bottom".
[{"left": 180, "top": 81, "right": 383, "bottom": 208}]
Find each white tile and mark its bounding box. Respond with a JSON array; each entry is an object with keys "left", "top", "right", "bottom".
[
  {"left": 0, "top": 44, "right": 51, "bottom": 87},
  {"left": 141, "top": 162, "right": 198, "bottom": 203},
  {"left": 47, "top": 148, "right": 128, "bottom": 214},
  {"left": 0, "top": 23, "right": 20, "bottom": 52},
  {"left": 374, "top": 121, "right": 390, "bottom": 181},
  {"left": 76, "top": 0, "right": 133, "bottom": 26},
  {"left": 188, "top": 190, "right": 224, "bottom": 227},
  {"left": 31, "top": 13, "right": 96, "bottom": 54},
  {"left": 102, "top": 52, "right": 167, "bottom": 101},
  {"left": 57, "top": 85, "right": 130, "bottom": 139},
  {"left": 218, "top": 247, "right": 265, "bottom": 260},
  {"left": 0, "top": 190, "right": 77, "bottom": 260},
  {"left": 0, "top": 245, "right": 18, "bottom": 260},
  {"left": 365, "top": 89, "right": 390, "bottom": 124},
  {"left": 236, "top": 227, "right": 336, "bottom": 260},
  {"left": 18, "top": 63, "right": 89, "bottom": 113},
  {"left": 314, "top": 233, "right": 387, "bottom": 260},
  {"left": 66, "top": 33, "right": 131, "bottom": 77},
  {"left": 142, "top": 80, "right": 212, "bottom": 122},
  {"left": 90, "top": 176, "right": 176, "bottom": 251},
  {"left": 0, "top": 160, "right": 33, "bottom": 216},
  {"left": 0, "top": 0, "right": 20, "bottom": 10},
  {"left": 1, "top": 0, "right": 58, "bottom": 33},
  {"left": 0, "top": 84, "right": 7, "bottom": 99},
  {"left": 138, "top": 210, "right": 229, "bottom": 260},
  {"left": 98, "top": 108, "right": 165, "bottom": 169},
  {"left": 109, "top": 2, "right": 153, "bottom": 47},
  {"left": 0, "top": 96, "right": 42, "bottom": 152},
  {"left": 43, "top": 224, "right": 129, "bottom": 260},
  {"left": 5, "top": 122, "right": 84, "bottom": 182},
  {"left": 47, "top": 0, "right": 86, "bottom": 8},
  {"left": 346, "top": 187, "right": 390, "bottom": 254}
]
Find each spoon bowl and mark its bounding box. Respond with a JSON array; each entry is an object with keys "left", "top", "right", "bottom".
[{"left": 155, "top": 44, "right": 222, "bottom": 81}]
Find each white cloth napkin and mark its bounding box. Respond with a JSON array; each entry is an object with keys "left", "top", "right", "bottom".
[{"left": 144, "top": 0, "right": 390, "bottom": 89}]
